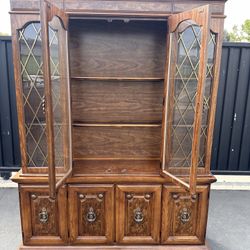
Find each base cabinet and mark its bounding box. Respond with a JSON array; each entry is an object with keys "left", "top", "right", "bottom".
[
  {"left": 116, "top": 185, "right": 162, "bottom": 244},
  {"left": 19, "top": 184, "right": 209, "bottom": 246},
  {"left": 68, "top": 184, "right": 114, "bottom": 244},
  {"left": 19, "top": 185, "right": 68, "bottom": 245},
  {"left": 161, "top": 186, "right": 209, "bottom": 244}
]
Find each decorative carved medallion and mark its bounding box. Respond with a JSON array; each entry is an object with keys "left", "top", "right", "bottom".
[
  {"left": 134, "top": 208, "right": 144, "bottom": 223},
  {"left": 86, "top": 207, "right": 96, "bottom": 223},
  {"left": 30, "top": 193, "right": 58, "bottom": 236},
  {"left": 179, "top": 207, "right": 191, "bottom": 224},
  {"left": 126, "top": 193, "right": 151, "bottom": 236},
  {"left": 79, "top": 193, "right": 105, "bottom": 236},
  {"left": 172, "top": 193, "right": 198, "bottom": 236},
  {"left": 39, "top": 207, "right": 49, "bottom": 224}
]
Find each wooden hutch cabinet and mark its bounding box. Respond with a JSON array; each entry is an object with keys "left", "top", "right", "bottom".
[{"left": 10, "top": 0, "right": 226, "bottom": 249}]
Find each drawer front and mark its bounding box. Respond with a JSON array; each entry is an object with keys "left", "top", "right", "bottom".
[
  {"left": 116, "top": 185, "right": 161, "bottom": 244},
  {"left": 161, "top": 185, "right": 209, "bottom": 244},
  {"left": 68, "top": 184, "right": 114, "bottom": 244},
  {"left": 19, "top": 185, "right": 67, "bottom": 245}
]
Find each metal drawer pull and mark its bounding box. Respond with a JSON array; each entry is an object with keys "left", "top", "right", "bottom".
[
  {"left": 86, "top": 207, "right": 96, "bottom": 223},
  {"left": 134, "top": 208, "right": 144, "bottom": 223},
  {"left": 39, "top": 207, "right": 48, "bottom": 224},
  {"left": 180, "top": 208, "right": 191, "bottom": 223}
]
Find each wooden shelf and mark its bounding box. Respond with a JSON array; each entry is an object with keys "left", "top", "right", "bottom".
[
  {"left": 71, "top": 76, "right": 164, "bottom": 81},
  {"left": 73, "top": 157, "right": 160, "bottom": 161},
  {"left": 73, "top": 123, "right": 162, "bottom": 128}
]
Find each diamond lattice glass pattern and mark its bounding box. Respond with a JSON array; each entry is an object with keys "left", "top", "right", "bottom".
[
  {"left": 49, "top": 24, "right": 64, "bottom": 167},
  {"left": 19, "top": 22, "right": 64, "bottom": 167},
  {"left": 198, "top": 31, "right": 216, "bottom": 167},
  {"left": 19, "top": 22, "right": 47, "bottom": 167},
  {"left": 169, "top": 24, "right": 201, "bottom": 167}
]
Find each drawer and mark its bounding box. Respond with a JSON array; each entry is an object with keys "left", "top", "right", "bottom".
[
  {"left": 161, "top": 185, "right": 209, "bottom": 244},
  {"left": 19, "top": 185, "right": 67, "bottom": 245},
  {"left": 116, "top": 185, "right": 161, "bottom": 244},
  {"left": 68, "top": 184, "right": 114, "bottom": 244}
]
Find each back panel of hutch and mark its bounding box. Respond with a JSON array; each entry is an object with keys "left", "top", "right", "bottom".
[{"left": 10, "top": 0, "right": 226, "bottom": 249}]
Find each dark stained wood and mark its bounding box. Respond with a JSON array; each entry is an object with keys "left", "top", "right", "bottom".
[
  {"left": 40, "top": 0, "right": 56, "bottom": 199},
  {"left": 10, "top": 0, "right": 226, "bottom": 18},
  {"left": 73, "top": 160, "right": 161, "bottom": 176},
  {"left": 40, "top": 0, "right": 72, "bottom": 197},
  {"left": 68, "top": 184, "right": 114, "bottom": 244},
  {"left": 116, "top": 185, "right": 161, "bottom": 244},
  {"left": 189, "top": 5, "right": 210, "bottom": 195},
  {"left": 161, "top": 5, "right": 211, "bottom": 195},
  {"left": 48, "top": 8, "right": 72, "bottom": 188},
  {"left": 71, "top": 79, "right": 164, "bottom": 123},
  {"left": 10, "top": 13, "right": 40, "bottom": 174},
  {"left": 204, "top": 18, "right": 224, "bottom": 173},
  {"left": 173, "top": 1, "right": 224, "bottom": 14},
  {"left": 10, "top": 0, "right": 63, "bottom": 11},
  {"left": 44, "top": 0, "right": 68, "bottom": 29},
  {"left": 19, "top": 243, "right": 211, "bottom": 249},
  {"left": 161, "top": 185, "right": 209, "bottom": 244},
  {"left": 10, "top": 0, "right": 225, "bottom": 248},
  {"left": 12, "top": 171, "right": 217, "bottom": 184},
  {"left": 69, "top": 19, "right": 167, "bottom": 78},
  {"left": 72, "top": 126, "right": 161, "bottom": 159},
  {"left": 19, "top": 185, "right": 68, "bottom": 245}
]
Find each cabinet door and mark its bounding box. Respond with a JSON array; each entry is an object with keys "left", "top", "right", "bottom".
[
  {"left": 40, "top": 0, "right": 72, "bottom": 199},
  {"left": 161, "top": 5, "right": 211, "bottom": 195},
  {"left": 68, "top": 185, "right": 114, "bottom": 244},
  {"left": 19, "top": 185, "right": 67, "bottom": 245},
  {"left": 116, "top": 185, "right": 161, "bottom": 244},
  {"left": 161, "top": 185, "right": 209, "bottom": 244}
]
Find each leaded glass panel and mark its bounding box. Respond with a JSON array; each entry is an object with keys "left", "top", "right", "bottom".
[
  {"left": 168, "top": 23, "right": 201, "bottom": 167},
  {"left": 19, "top": 22, "right": 47, "bottom": 167},
  {"left": 198, "top": 31, "right": 216, "bottom": 167},
  {"left": 19, "top": 21, "right": 64, "bottom": 167},
  {"left": 49, "top": 17, "right": 64, "bottom": 167}
]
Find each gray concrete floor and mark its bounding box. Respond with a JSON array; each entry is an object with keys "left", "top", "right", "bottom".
[{"left": 0, "top": 189, "right": 249, "bottom": 250}]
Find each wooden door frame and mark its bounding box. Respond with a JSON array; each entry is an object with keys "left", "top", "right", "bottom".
[
  {"left": 160, "top": 5, "right": 211, "bottom": 195},
  {"left": 40, "top": 0, "right": 71, "bottom": 199}
]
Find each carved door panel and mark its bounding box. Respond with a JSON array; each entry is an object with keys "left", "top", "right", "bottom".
[
  {"left": 68, "top": 185, "right": 114, "bottom": 244},
  {"left": 116, "top": 185, "right": 161, "bottom": 244},
  {"left": 19, "top": 185, "right": 67, "bottom": 245},
  {"left": 161, "top": 185, "right": 209, "bottom": 244}
]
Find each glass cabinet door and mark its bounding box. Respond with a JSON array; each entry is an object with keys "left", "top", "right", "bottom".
[
  {"left": 40, "top": 0, "right": 71, "bottom": 199},
  {"left": 161, "top": 5, "right": 212, "bottom": 196},
  {"left": 19, "top": 22, "right": 48, "bottom": 168}
]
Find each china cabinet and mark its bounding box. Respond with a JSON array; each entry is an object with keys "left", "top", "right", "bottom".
[{"left": 10, "top": 0, "right": 226, "bottom": 249}]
